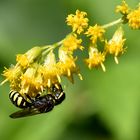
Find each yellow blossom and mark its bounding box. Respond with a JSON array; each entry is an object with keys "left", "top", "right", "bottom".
[
  {"left": 20, "top": 65, "right": 43, "bottom": 97},
  {"left": 63, "top": 34, "right": 84, "bottom": 52},
  {"left": 39, "top": 51, "right": 61, "bottom": 87},
  {"left": 39, "top": 66, "right": 60, "bottom": 88},
  {"left": 85, "top": 24, "right": 105, "bottom": 44},
  {"left": 16, "top": 47, "right": 43, "bottom": 68},
  {"left": 25, "top": 47, "right": 43, "bottom": 62},
  {"left": 57, "top": 48, "right": 81, "bottom": 82},
  {"left": 116, "top": 0, "right": 129, "bottom": 15},
  {"left": 44, "top": 50, "right": 57, "bottom": 66},
  {"left": 105, "top": 27, "right": 126, "bottom": 64},
  {"left": 85, "top": 47, "right": 106, "bottom": 72},
  {"left": 66, "top": 10, "right": 89, "bottom": 34},
  {"left": 1, "top": 66, "right": 22, "bottom": 86},
  {"left": 16, "top": 54, "right": 29, "bottom": 68},
  {"left": 127, "top": 7, "right": 140, "bottom": 29},
  {"left": 1, "top": 9, "right": 132, "bottom": 99}
]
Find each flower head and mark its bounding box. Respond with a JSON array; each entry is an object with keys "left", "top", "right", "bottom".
[
  {"left": 127, "top": 6, "right": 140, "bottom": 29},
  {"left": 39, "top": 51, "right": 61, "bottom": 87},
  {"left": 62, "top": 34, "right": 84, "bottom": 52},
  {"left": 1, "top": 65, "right": 22, "bottom": 90},
  {"left": 85, "top": 24, "right": 105, "bottom": 44},
  {"left": 57, "top": 48, "right": 81, "bottom": 82},
  {"left": 16, "top": 47, "right": 43, "bottom": 68},
  {"left": 66, "top": 10, "right": 89, "bottom": 34},
  {"left": 25, "top": 47, "right": 43, "bottom": 62},
  {"left": 16, "top": 54, "right": 29, "bottom": 68},
  {"left": 85, "top": 46, "right": 106, "bottom": 72},
  {"left": 116, "top": 0, "right": 129, "bottom": 15},
  {"left": 20, "top": 66, "right": 43, "bottom": 97},
  {"left": 105, "top": 27, "right": 126, "bottom": 64},
  {"left": 1, "top": 9, "right": 130, "bottom": 99}
]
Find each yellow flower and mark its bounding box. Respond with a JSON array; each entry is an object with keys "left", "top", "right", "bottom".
[
  {"left": 1, "top": 66, "right": 22, "bottom": 87},
  {"left": 16, "top": 54, "right": 29, "bottom": 68},
  {"left": 57, "top": 48, "right": 81, "bottom": 83},
  {"left": 63, "top": 34, "right": 84, "bottom": 52},
  {"left": 16, "top": 47, "right": 43, "bottom": 68},
  {"left": 85, "top": 46, "right": 106, "bottom": 72},
  {"left": 116, "top": 0, "right": 129, "bottom": 15},
  {"left": 85, "top": 24, "right": 105, "bottom": 44},
  {"left": 20, "top": 65, "right": 43, "bottom": 97},
  {"left": 66, "top": 10, "right": 89, "bottom": 34},
  {"left": 39, "top": 66, "right": 60, "bottom": 88},
  {"left": 25, "top": 47, "right": 43, "bottom": 62},
  {"left": 39, "top": 51, "right": 61, "bottom": 87},
  {"left": 127, "top": 7, "right": 140, "bottom": 29},
  {"left": 105, "top": 27, "right": 126, "bottom": 64}
]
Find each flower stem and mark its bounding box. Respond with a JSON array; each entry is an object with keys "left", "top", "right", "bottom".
[
  {"left": 53, "top": 39, "right": 64, "bottom": 47},
  {"left": 42, "top": 45, "right": 52, "bottom": 50},
  {"left": 42, "top": 39, "right": 64, "bottom": 58},
  {"left": 102, "top": 18, "right": 123, "bottom": 29},
  {"left": 42, "top": 39, "right": 64, "bottom": 51}
]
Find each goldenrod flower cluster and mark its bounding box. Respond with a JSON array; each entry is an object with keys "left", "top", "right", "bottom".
[
  {"left": 85, "top": 24, "right": 105, "bottom": 44},
  {"left": 116, "top": 0, "right": 129, "bottom": 15},
  {"left": 85, "top": 46, "right": 106, "bottom": 71},
  {"left": 1, "top": 39, "right": 82, "bottom": 97},
  {"left": 127, "top": 7, "right": 140, "bottom": 29},
  {"left": 1, "top": 1, "right": 140, "bottom": 98},
  {"left": 105, "top": 27, "right": 126, "bottom": 64},
  {"left": 66, "top": 10, "right": 89, "bottom": 34},
  {"left": 116, "top": 0, "right": 140, "bottom": 29}
]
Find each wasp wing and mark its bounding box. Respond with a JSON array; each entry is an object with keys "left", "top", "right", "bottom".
[{"left": 9, "top": 108, "right": 41, "bottom": 119}]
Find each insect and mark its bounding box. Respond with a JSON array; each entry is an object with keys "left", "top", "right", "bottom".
[
  {"left": 9, "top": 84, "right": 65, "bottom": 119},
  {"left": 48, "top": 84, "right": 65, "bottom": 105}
]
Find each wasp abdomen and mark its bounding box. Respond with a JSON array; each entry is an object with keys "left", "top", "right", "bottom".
[{"left": 9, "top": 91, "right": 31, "bottom": 109}]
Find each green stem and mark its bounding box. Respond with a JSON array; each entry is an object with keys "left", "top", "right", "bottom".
[
  {"left": 42, "top": 39, "right": 64, "bottom": 51},
  {"left": 42, "top": 39, "right": 64, "bottom": 57},
  {"left": 53, "top": 39, "right": 64, "bottom": 47},
  {"left": 42, "top": 45, "right": 52, "bottom": 50},
  {"left": 102, "top": 18, "right": 123, "bottom": 29}
]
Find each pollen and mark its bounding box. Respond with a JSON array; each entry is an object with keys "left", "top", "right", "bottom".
[
  {"left": 127, "top": 7, "right": 140, "bottom": 29},
  {"left": 66, "top": 10, "right": 89, "bottom": 34},
  {"left": 85, "top": 24, "right": 105, "bottom": 44}
]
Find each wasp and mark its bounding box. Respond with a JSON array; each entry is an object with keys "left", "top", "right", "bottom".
[{"left": 9, "top": 84, "right": 65, "bottom": 119}]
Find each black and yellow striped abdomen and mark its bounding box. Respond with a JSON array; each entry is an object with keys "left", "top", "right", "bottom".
[{"left": 9, "top": 91, "right": 31, "bottom": 109}]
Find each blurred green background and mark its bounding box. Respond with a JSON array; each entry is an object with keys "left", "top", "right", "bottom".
[{"left": 0, "top": 0, "right": 140, "bottom": 140}]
